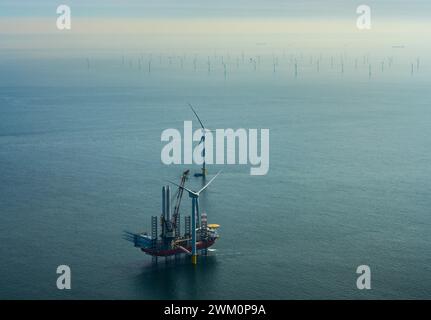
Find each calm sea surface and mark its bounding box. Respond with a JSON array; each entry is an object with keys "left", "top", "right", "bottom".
[{"left": 0, "top": 52, "right": 430, "bottom": 299}]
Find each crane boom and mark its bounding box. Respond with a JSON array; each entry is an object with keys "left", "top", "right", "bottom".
[{"left": 172, "top": 169, "right": 189, "bottom": 235}]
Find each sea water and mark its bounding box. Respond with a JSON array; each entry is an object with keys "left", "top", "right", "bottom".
[{"left": 0, "top": 47, "right": 430, "bottom": 299}]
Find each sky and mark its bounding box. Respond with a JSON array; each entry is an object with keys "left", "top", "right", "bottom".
[
  {"left": 0, "top": 1, "right": 430, "bottom": 53},
  {"left": 1, "top": 0, "right": 430, "bottom": 19}
]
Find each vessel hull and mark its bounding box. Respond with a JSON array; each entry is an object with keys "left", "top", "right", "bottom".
[{"left": 141, "top": 240, "right": 216, "bottom": 257}]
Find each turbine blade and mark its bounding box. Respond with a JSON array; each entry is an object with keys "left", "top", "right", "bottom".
[
  {"left": 167, "top": 180, "right": 197, "bottom": 196},
  {"left": 197, "top": 170, "right": 222, "bottom": 195},
  {"left": 198, "top": 135, "right": 205, "bottom": 145},
  {"left": 188, "top": 103, "right": 205, "bottom": 130}
]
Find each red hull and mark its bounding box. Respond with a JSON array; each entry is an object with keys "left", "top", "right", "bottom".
[{"left": 141, "top": 240, "right": 215, "bottom": 257}]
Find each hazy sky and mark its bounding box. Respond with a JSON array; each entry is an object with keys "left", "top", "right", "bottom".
[
  {"left": 1, "top": 0, "right": 430, "bottom": 19},
  {"left": 1, "top": 1, "right": 430, "bottom": 53}
]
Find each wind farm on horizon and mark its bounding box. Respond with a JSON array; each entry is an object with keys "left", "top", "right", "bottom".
[{"left": 81, "top": 50, "right": 424, "bottom": 81}]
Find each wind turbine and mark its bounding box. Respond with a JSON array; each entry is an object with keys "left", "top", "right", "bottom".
[
  {"left": 168, "top": 170, "right": 222, "bottom": 264},
  {"left": 189, "top": 103, "right": 211, "bottom": 177}
]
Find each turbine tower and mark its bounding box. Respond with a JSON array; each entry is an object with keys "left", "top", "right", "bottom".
[{"left": 169, "top": 170, "right": 221, "bottom": 264}]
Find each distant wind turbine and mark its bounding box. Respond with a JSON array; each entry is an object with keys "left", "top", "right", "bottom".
[{"left": 189, "top": 103, "right": 212, "bottom": 178}]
